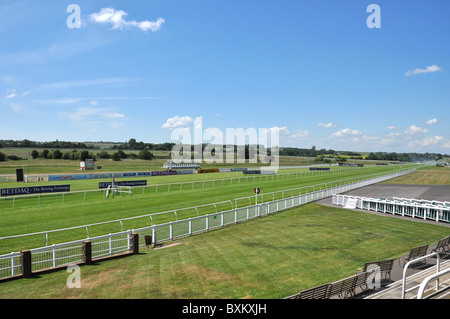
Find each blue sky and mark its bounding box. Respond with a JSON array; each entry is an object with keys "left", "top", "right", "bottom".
[{"left": 0, "top": 0, "right": 449, "bottom": 153}]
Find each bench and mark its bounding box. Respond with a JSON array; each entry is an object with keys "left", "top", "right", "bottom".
[
  {"left": 284, "top": 283, "right": 331, "bottom": 299},
  {"left": 430, "top": 236, "right": 450, "bottom": 256},
  {"left": 328, "top": 272, "right": 371, "bottom": 299},
  {"left": 398, "top": 244, "right": 429, "bottom": 267},
  {"left": 285, "top": 271, "right": 373, "bottom": 300},
  {"left": 360, "top": 259, "right": 395, "bottom": 282}
]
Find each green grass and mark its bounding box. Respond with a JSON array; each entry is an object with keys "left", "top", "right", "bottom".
[
  {"left": 382, "top": 165, "right": 450, "bottom": 185},
  {"left": 0, "top": 203, "right": 447, "bottom": 299},
  {"left": 0, "top": 165, "right": 418, "bottom": 254}
]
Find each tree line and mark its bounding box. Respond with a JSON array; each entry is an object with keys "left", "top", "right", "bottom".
[
  {"left": 0, "top": 139, "right": 446, "bottom": 162},
  {"left": 0, "top": 139, "right": 94, "bottom": 149}
]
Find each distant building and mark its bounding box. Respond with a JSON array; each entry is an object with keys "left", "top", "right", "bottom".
[{"left": 163, "top": 160, "right": 201, "bottom": 170}]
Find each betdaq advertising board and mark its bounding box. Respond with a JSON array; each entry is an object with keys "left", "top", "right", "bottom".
[
  {"left": 98, "top": 180, "right": 148, "bottom": 189},
  {"left": 1, "top": 185, "right": 71, "bottom": 197}
]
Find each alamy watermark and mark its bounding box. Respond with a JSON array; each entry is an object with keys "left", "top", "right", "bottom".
[
  {"left": 66, "top": 4, "right": 82, "bottom": 29},
  {"left": 366, "top": 264, "right": 381, "bottom": 289},
  {"left": 169, "top": 117, "right": 280, "bottom": 170},
  {"left": 66, "top": 4, "right": 381, "bottom": 30},
  {"left": 367, "top": 4, "right": 381, "bottom": 29},
  {"left": 66, "top": 264, "right": 81, "bottom": 289}
]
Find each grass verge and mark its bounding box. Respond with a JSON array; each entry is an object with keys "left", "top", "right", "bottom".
[{"left": 0, "top": 203, "right": 448, "bottom": 299}]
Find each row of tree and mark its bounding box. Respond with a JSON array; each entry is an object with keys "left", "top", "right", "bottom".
[
  {"left": 365, "top": 152, "right": 444, "bottom": 162},
  {"left": 0, "top": 139, "right": 94, "bottom": 149},
  {"left": 27, "top": 149, "right": 154, "bottom": 161},
  {"left": 1, "top": 139, "right": 447, "bottom": 162}
]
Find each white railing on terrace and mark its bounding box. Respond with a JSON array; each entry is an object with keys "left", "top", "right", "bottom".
[
  {"left": 333, "top": 194, "right": 450, "bottom": 224},
  {"left": 0, "top": 167, "right": 364, "bottom": 209},
  {"left": 0, "top": 168, "right": 416, "bottom": 280},
  {"left": 417, "top": 266, "right": 450, "bottom": 299}
]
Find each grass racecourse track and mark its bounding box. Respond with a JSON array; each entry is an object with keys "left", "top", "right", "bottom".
[
  {"left": 0, "top": 203, "right": 448, "bottom": 299},
  {"left": 382, "top": 165, "right": 450, "bottom": 185},
  {"left": 0, "top": 164, "right": 419, "bottom": 254},
  {"left": 2, "top": 162, "right": 449, "bottom": 299}
]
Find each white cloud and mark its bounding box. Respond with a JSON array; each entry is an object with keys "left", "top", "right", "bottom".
[
  {"left": 389, "top": 132, "right": 401, "bottom": 137},
  {"left": 40, "top": 96, "right": 161, "bottom": 105},
  {"left": 330, "top": 128, "right": 363, "bottom": 138},
  {"left": 10, "top": 103, "right": 29, "bottom": 112},
  {"left": 162, "top": 115, "right": 195, "bottom": 130},
  {"left": 127, "top": 19, "right": 166, "bottom": 32},
  {"left": 291, "top": 130, "right": 310, "bottom": 138},
  {"left": 0, "top": 39, "right": 113, "bottom": 67},
  {"left": 267, "top": 126, "right": 290, "bottom": 136},
  {"left": 89, "top": 7, "right": 165, "bottom": 32},
  {"left": 405, "top": 65, "right": 442, "bottom": 76},
  {"left": 404, "top": 125, "right": 428, "bottom": 135},
  {"left": 425, "top": 118, "right": 438, "bottom": 125},
  {"left": 4, "top": 89, "right": 31, "bottom": 99},
  {"left": 100, "top": 112, "right": 125, "bottom": 119},
  {"left": 60, "top": 106, "right": 125, "bottom": 125},
  {"left": 5, "top": 88, "right": 16, "bottom": 99},
  {"left": 387, "top": 126, "right": 398, "bottom": 130},
  {"left": 408, "top": 136, "right": 443, "bottom": 148},
  {"left": 318, "top": 122, "right": 337, "bottom": 128},
  {"left": 40, "top": 77, "right": 136, "bottom": 90},
  {"left": 442, "top": 140, "right": 450, "bottom": 149}
]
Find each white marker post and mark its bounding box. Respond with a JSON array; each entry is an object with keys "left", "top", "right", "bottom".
[
  {"left": 254, "top": 187, "right": 260, "bottom": 205},
  {"left": 112, "top": 174, "right": 115, "bottom": 199}
]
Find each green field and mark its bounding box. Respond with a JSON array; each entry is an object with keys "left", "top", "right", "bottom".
[
  {"left": 0, "top": 165, "right": 418, "bottom": 254},
  {"left": 0, "top": 202, "right": 447, "bottom": 299},
  {"left": 0, "top": 147, "right": 323, "bottom": 176},
  {"left": 2, "top": 162, "right": 446, "bottom": 300},
  {"left": 382, "top": 165, "right": 450, "bottom": 185}
]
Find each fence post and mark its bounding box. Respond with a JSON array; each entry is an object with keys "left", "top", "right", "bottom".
[
  {"left": 82, "top": 241, "right": 92, "bottom": 265},
  {"left": 20, "top": 250, "right": 32, "bottom": 278},
  {"left": 109, "top": 234, "right": 113, "bottom": 255},
  {"left": 152, "top": 227, "right": 157, "bottom": 246},
  {"left": 52, "top": 244, "right": 57, "bottom": 268},
  {"left": 130, "top": 233, "right": 139, "bottom": 255}
]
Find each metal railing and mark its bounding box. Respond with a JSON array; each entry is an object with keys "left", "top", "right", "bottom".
[
  {"left": 333, "top": 194, "right": 450, "bottom": 224},
  {"left": 417, "top": 267, "right": 450, "bottom": 299},
  {"left": 402, "top": 252, "right": 441, "bottom": 299},
  {"left": 0, "top": 168, "right": 415, "bottom": 248},
  {"left": 0, "top": 167, "right": 361, "bottom": 209},
  {"left": 0, "top": 231, "right": 134, "bottom": 279},
  {"left": 0, "top": 167, "right": 416, "bottom": 280}
]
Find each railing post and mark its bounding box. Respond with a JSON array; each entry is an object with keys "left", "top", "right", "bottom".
[
  {"left": 152, "top": 227, "right": 157, "bottom": 246},
  {"left": 82, "top": 241, "right": 92, "bottom": 265},
  {"left": 52, "top": 244, "right": 57, "bottom": 268},
  {"left": 109, "top": 234, "right": 113, "bottom": 255},
  {"left": 130, "top": 233, "right": 139, "bottom": 255},
  {"left": 20, "top": 250, "right": 32, "bottom": 278}
]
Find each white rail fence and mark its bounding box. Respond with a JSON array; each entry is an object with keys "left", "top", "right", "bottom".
[
  {"left": 332, "top": 194, "right": 450, "bottom": 223},
  {"left": 0, "top": 168, "right": 415, "bottom": 280},
  {"left": 0, "top": 167, "right": 363, "bottom": 209},
  {"left": 0, "top": 168, "right": 414, "bottom": 247}
]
